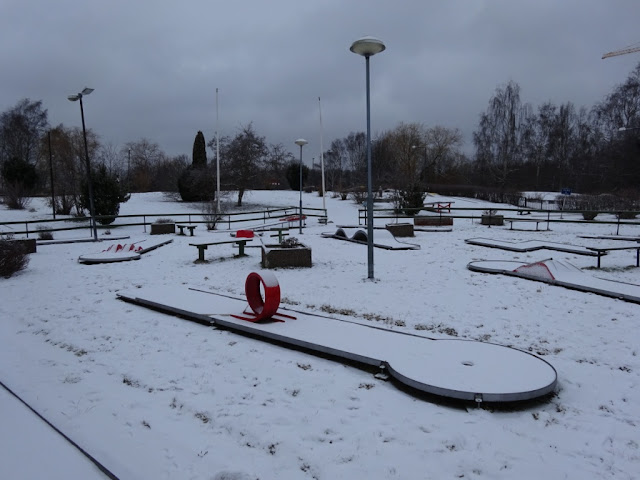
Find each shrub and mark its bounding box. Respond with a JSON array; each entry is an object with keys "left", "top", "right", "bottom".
[
  {"left": 398, "top": 184, "right": 426, "bottom": 216},
  {"left": 1, "top": 157, "right": 38, "bottom": 210},
  {"left": 177, "top": 166, "right": 215, "bottom": 202},
  {"left": 281, "top": 237, "right": 302, "bottom": 248},
  {"left": 37, "top": 228, "right": 54, "bottom": 240},
  {"left": 0, "top": 236, "right": 29, "bottom": 278},
  {"left": 350, "top": 188, "right": 367, "bottom": 205},
  {"left": 201, "top": 198, "right": 225, "bottom": 230},
  {"left": 154, "top": 218, "right": 173, "bottom": 224}
]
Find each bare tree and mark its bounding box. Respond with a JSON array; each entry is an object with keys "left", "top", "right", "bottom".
[
  {"left": 344, "top": 132, "right": 367, "bottom": 186},
  {"left": 384, "top": 122, "right": 423, "bottom": 189},
  {"left": 473, "top": 80, "right": 527, "bottom": 188},
  {"left": 41, "top": 124, "right": 99, "bottom": 215},
  {"left": 595, "top": 63, "right": 640, "bottom": 133},
  {"left": 222, "top": 123, "right": 267, "bottom": 206},
  {"left": 97, "top": 142, "right": 124, "bottom": 177},
  {"left": 423, "top": 125, "right": 463, "bottom": 182},
  {"left": 264, "top": 143, "right": 294, "bottom": 188},
  {"left": 154, "top": 155, "right": 189, "bottom": 192},
  {"left": 124, "top": 139, "right": 166, "bottom": 192},
  {"left": 0, "top": 98, "right": 48, "bottom": 166},
  {"left": 325, "top": 138, "right": 346, "bottom": 192}
]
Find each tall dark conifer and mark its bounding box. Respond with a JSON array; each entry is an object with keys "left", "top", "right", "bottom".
[{"left": 192, "top": 131, "right": 207, "bottom": 168}]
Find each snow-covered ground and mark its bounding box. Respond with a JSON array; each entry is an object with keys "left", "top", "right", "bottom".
[{"left": 1, "top": 190, "right": 639, "bottom": 479}]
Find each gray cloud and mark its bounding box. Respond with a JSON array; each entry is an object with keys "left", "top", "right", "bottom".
[{"left": 2, "top": 0, "right": 639, "bottom": 164}]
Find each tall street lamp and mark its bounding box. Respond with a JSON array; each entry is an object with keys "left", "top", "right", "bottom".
[
  {"left": 68, "top": 87, "right": 97, "bottom": 241},
  {"left": 350, "top": 36, "right": 385, "bottom": 280},
  {"left": 295, "top": 138, "right": 308, "bottom": 234}
]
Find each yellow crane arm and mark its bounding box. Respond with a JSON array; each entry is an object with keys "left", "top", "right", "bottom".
[{"left": 602, "top": 46, "right": 640, "bottom": 59}]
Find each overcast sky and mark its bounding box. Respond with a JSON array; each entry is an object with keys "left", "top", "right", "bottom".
[{"left": 2, "top": 0, "right": 640, "bottom": 165}]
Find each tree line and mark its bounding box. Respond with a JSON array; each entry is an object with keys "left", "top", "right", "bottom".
[
  {"left": 473, "top": 66, "right": 640, "bottom": 197},
  {"left": 2, "top": 62, "right": 639, "bottom": 214}
]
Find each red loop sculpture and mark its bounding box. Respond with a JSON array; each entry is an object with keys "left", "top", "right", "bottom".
[{"left": 244, "top": 271, "right": 281, "bottom": 320}]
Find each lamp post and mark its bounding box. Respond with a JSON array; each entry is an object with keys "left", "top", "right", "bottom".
[
  {"left": 216, "top": 87, "right": 221, "bottom": 214},
  {"left": 48, "top": 131, "right": 55, "bottom": 219},
  {"left": 318, "top": 96, "right": 327, "bottom": 218},
  {"left": 350, "top": 36, "right": 385, "bottom": 280},
  {"left": 68, "top": 87, "right": 97, "bottom": 241},
  {"left": 295, "top": 138, "right": 308, "bottom": 234},
  {"left": 412, "top": 144, "right": 428, "bottom": 185}
]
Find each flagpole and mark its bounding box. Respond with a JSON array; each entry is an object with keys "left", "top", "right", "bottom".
[
  {"left": 216, "top": 88, "right": 220, "bottom": 214},
  {"left": 318, "top": 96, "right": 326, "bottom": 218}
]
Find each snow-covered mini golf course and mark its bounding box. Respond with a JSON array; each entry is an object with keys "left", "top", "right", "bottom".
[{"left": 1, "top": 190, "right": 639, "bottom": 479}]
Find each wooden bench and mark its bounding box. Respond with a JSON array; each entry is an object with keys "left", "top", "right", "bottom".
[
  {"left": 269, "top": 227, "right": 289, "bottom": 243},
  {"left": 507, "top": 219, "right": 549, "bottom": 231},
  {"left": 586, "top": 244, "right": 640, "bottom": 268},
  {"left": 176, "top": 224, "right": 197, "bottom": 236},
  {"left": 189, "top": 239, "right": 250, "bottom": 262}
]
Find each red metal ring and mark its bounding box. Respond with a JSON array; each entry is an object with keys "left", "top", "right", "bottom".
[{"left": 245, "top": 271, "right": 280, "bottom": 320}]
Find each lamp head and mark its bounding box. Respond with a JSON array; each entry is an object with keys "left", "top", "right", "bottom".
[
  {"left": 350, "top": 36, "right": 386, "bottom": 57},
  {"left": 295, "top": 138, "right": 308, "bottom": 147},
  {"left": 67, "top": 95, "right": 79, "bottom": 102},
  {"left": 81, "top": 87, "right": 94, "bottom": 95}
]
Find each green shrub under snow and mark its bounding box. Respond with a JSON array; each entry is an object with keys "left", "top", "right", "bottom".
[{"left": 0, "top": 237, "right": 29, "bottom": 278}]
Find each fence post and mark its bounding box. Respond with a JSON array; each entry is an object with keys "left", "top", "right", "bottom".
[{"left": 143, "top": 216, "right": 147, "bottom": 233}]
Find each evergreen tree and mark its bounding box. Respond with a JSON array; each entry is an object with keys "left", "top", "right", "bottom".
[
  {"left": 179, "top": 131, "right": 214, "bottom": 201},
  {"left": 192, "top": 131, "right": 207, "bottom": 167},
  {"left": 82, "top": 164, "right": 130, "bottom": 225},
  {"left": 285, "top": 162, "right": 309, "bottom": 190}
]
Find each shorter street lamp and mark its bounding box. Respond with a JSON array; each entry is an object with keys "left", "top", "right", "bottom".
[
  {"left": 68, "top": 87, "right": 97, "bottom": 241},
  {"left": 295, "top": 138, "right": 308, "bottom": 234}
]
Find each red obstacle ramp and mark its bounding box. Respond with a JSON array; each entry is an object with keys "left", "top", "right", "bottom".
[{"left": 231, "top": 271, "right": 296, "bottom": 323}]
